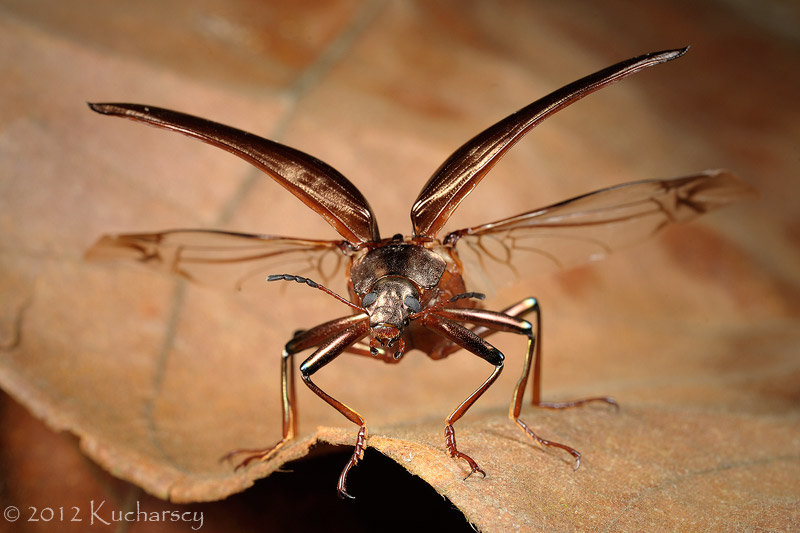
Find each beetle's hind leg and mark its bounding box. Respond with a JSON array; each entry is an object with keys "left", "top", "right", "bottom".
[
  {"left": 504, "top": 298, "right": 617, "bottom": 410},
  {"left": 220, "top": 341, "right": 297, "bottom": 469},
  {"left": 459, "top": 298, "right": 615, "bottom": 409}
]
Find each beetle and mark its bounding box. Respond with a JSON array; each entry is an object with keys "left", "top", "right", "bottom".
[{"left": 86, "top": 47, "right": 751, "bottom": 498}]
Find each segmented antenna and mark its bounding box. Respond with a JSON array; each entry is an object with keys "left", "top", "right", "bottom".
[
  {"left": 409, "top": 291, "right": 486, "bottom": 320},
  {"left": 448, "top": 292, "right": 485, "bottom": 303},
  {"left": 267, "top": 274, "right": 364, "bottom": 312}
]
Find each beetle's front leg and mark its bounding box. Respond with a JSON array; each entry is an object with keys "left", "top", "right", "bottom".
[
  {"left": 435, "top": 305, "right": 589, "bottom": 469},
  {"left": 221, "top": 314, "right": 368, "bottom": 471},
  {"left": 298, "top": 319, "right": 371, "bottom": 499},
  {"left": 422, "top": 313, "right": 504, "bottom": 479}
]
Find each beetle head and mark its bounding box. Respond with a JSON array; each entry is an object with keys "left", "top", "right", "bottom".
[{"left": 360, "top": 276, "right": 421, "bottom": 360}]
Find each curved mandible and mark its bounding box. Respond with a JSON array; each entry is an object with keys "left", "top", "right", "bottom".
[
  {"left": 89, "top": 103, "right": 380, "bottom": 245},
  {"left": 410, "top": 47, "right": 689, "bottom": 239}
]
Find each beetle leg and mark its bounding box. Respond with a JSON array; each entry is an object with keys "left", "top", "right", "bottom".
[
  {"left": 436, "top": 298, "right": 617, "bottom": 408},
  {"left": 343, "top": 340, "right": 376, "bottom": 357},
  {"left": 422, "top": 313, "right": 504, "bottom": 479},
  {"left": 434, "top": 304, "right": 598, "bottom": 469},
  {"left": 221, "top": 314, "right": 367, "bottom": 470},
  {"left": 484, "top": 298, "right": 616, "bottom": 408},
  {"left": 506, "top": 299, "right": 617, "bottom": 410},
  {"left": 298, "top": 319, "right": 371, "bottom": 498},
  {"left": 219, "top": 343, "right": 297, "bottom": 468},
  {"left": 429, "top": 298, "right": 537, "bottom": 357}
]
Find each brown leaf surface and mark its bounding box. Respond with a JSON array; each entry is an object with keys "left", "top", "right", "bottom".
[{"left": 1, "top": 0, "right": 799, "bottom": 531}]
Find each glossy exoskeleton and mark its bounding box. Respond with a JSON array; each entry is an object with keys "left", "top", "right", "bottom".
[{"left": 86, "top": 48, "right": 751, "bottom": 498}]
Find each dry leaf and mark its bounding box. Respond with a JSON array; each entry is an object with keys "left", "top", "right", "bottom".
[{"left": 1, "top": 1, "right": 799, "bottom": 531}]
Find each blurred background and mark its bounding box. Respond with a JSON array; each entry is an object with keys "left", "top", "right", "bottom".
[{"left": 1, "top": 0, "right": 798, "bottom": 531}]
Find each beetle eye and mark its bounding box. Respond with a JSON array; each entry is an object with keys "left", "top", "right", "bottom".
[
  {"left": 404, "top": 295, "right": 421, "bottom": 314},
  {"left": 362, "top": 292, "right": 377, "bottom": 307}
]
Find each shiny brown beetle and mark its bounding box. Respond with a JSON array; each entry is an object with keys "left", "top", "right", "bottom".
[{"left": 87, "top": 47, "right": 751, "bottom": 498}]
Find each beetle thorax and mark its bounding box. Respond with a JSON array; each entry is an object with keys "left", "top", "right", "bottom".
[{"left": 349, "top": 239, "right": 447, "bottom": 359}]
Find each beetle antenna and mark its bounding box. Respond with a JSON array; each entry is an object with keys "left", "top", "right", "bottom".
[
  {"left": 409, "top": 291, "right": 486, "bottom": 320},
  {"left": 449, "top": 291, "right": 486, "bottom": 303},
  {"left": 267, "top": 274, "right": 364, "bottom": 312}
]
